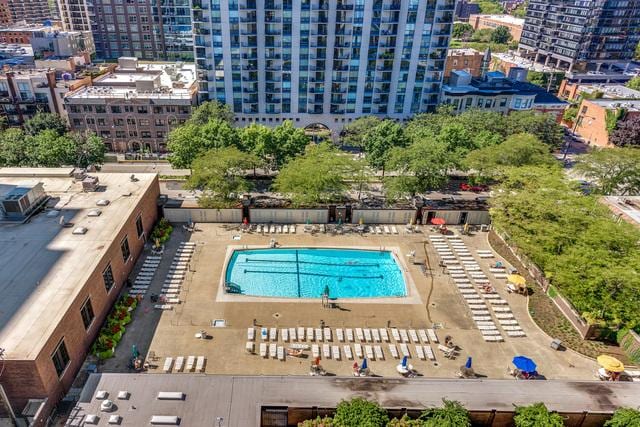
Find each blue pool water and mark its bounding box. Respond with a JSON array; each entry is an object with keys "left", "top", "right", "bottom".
[{"left": 225, "top": 248, "right": 406, "bottom": 298}]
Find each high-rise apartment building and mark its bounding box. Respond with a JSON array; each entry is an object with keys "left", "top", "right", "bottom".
[
  {"left": 519, "top": 0, "right": 640, "bottom": 73},
  {"left": 194, "top": 0, "right": 454, "bottom": 131},
  {"left": 57, "top": 0, "right": 193, "bottom": 61},
  {"left": 2, "top": 0, "right": 52, "bottom": 24}
]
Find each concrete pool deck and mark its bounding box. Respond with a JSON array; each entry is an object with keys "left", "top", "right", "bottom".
[{"left": 141, "top": 224, "right": 598, "bottom": 380}]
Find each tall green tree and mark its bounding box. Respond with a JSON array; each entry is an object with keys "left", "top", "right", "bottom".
[
  {"left": 507, "top": 110, "right": 564, "bottom": 147},
  {"left": 270, "top": 120, "right": 310, "bottom": 169},
  {"left": 186, "top": 147, "right": 259, "bottom": 208},
  {"left": 452, "top": 23, "right": 474, "bottom": 39},
  {"left": 609, "top": 116, "right": 640, "bottom": 147},
  {"left": 513, "top": 403, "right": 564, "bottom": 427},
  {"left": 464, "top": 133, "right": 555, "bottom": 179},
  {"left": 70, "top": 132, "right": 107, "bottom": 167},
  {"left": 238, "top": 122, "right": 273, "bottom": 168},
  {"left": 332, "top": 398, "right": 389, "bottom": 427},
  {"left": 273, "top": 143, "right": 366, "bottom": 206},
  {"left": 626, "top": 76, "right": 640, "bottom": 91},
  {"left": 167, "top": 119, "right": 239, "bottom": 169},
  {"left": 419, "top": 400, "right": 471, "bottom": 427},
  {"left": 187, "top": 100, "right": 234, "bottom": 125},
  {"left": 575, "top": 148, "right": 640, "bottom": 195},
  {"left": 491, "top": 26, "right": 512, "bottom": 44},
  {"left": 0, "top": 128, "right": 30, "bottom": 166},
  {"left": 385, "top": 138, "right": 455, "bottom": 199},
  {"left": 363, "top": 120, "right": 408, "bottom": 176},
  {"left": 29, "top": 130, "right": 76, "bottom": 167},
  {"left": 23, "top": 112, "right": 68, "bottom": 136},
  {"left": 604, "top": 408, "right": 640, "bottom": 427},
  {"left": 340, "top": 116, "right": 381, "bottom": 148}
]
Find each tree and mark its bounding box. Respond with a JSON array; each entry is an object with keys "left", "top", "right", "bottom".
[
  {"left": 575, "top": 148, "right": 640, "bottom": 195},
  {"left": 332, "top": 398, "right": 389, "bottom": 427},
  {"left": 471, "top": 28, "right": 494, "bottom": 43},
  {"left": 507, "top": 110, "right": 564, "bottom": 147},
  {"left": 491, "top": 26, "right": 511, "bottom": 44},
  {"left": 563, "top": 105, "right": 578, "bottom": 124},
  {"left": 464, "top": 133, "right": 556, "bottom": 179},
  {"left": 0, "top": 128, "right": 31, "bottom": 166},
  {"left": 513, "top": 403, "right": 564, "bottom": 427},
  {"left": 187, "top": 100, "right": 234, "bottom": 125},
  {"left": 604, "top": 408, "right": 640, "bottom": 427},
  {"left": 270, "top": 120, "right": 310, "bottom": 169},
  {"left": 340, "top": 116, "right": 381, "bottom": 148},
  {"left": 70, "top": 132, "right": 106, "bottom": 167},
  {"left": 419, "top": 400, "right": 471, "bottom": 427},
  {"left": 363, "top": 120, "right": 408, "bottom": 176},
  {"left": 23, "top": 112, "right": 68, "bottom": 136},
  {"left": 609, "top": 115, "right": 640, "bottom": 147},
  {"left": 477, "top": 0, "right": 505, "bottom": 14},
  {"left": 626, "top": 76, "right": 640, "bottom": 91},
  {"left": 167, "top": 119, "right": 239, "bottom": 169},
  {"left": 452, "top": 23, "right": 474, "bottom": 39},
  {"left": 512, "top": 1, "right": 528, "bottom": 18},
  {"left": 186, "top": 147, "right": 259, "bottom": 208},
  {"left": 29, "top": 130, "right": 76, "bottom": 167},
  {"left": 273, "top": 143, "right": 367, "bottom": 206},
  {"left": 238, "top": 123, "right": 273, "bottom": 170}
]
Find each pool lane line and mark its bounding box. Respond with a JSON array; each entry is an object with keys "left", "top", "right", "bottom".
[
  {"left": 243, "top": 258, "right": 381, "bottom": 268},
  {"left": 242, "top": 269, "right": 384, "bottom": 280},
  {"left": 296, "top": 249, "right": 301, "bottom": 297}
]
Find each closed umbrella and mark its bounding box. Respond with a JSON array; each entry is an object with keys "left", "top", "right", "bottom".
[
  {"left": 401, "top": 356, "right": 408, "bottom": 368},
  {"left": 465, "top": 356, "right": 472, "bottom": 369},
  {"left": 132, "top": 344, "right": 139, "bottom": 358},
  {"left": 361, "top": 358, "right": 368, "bottom": 370},
  {"left": 512, "top": 356, "right": 536, "bottom": 373}
]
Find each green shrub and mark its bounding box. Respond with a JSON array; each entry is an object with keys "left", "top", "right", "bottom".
[
  {"left": 151, "top": 218, "right": 173, "bottom": 244},
  {"left": 333, "top": 398, "right": 389, "bottom": 427},
  {"left": 605, "top": 408, "right": 640, "bottom": 427},
  {"left": 387, "top": 415, "right": 425, "bottom": 426},
  {"left": 514, "top": 403, "right": 564, "bottom": 427},
  {"left": 298, "top": 416, "right": 334, "bottom": 427},
  {"left": 419, "top": 400, "right": 470, "bottom": 427}
]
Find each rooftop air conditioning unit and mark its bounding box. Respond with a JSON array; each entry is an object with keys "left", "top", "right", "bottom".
[
  {"left": 1, "top": 183, "right": 46, "bottom": 220},
  {"left": 82, "top": 176, "right": 99, "bottom": 192}
]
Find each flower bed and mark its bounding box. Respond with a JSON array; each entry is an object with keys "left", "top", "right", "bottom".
[{"left": 91, "top": 295, "right": 138, "bottom": 359}]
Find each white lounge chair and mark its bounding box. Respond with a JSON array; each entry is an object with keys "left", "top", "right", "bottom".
[
  {"left": 363, "top": 328, "right": 372, "bottom": 342},
  {"left": 418, "top": 330, "right": 429, "bottom": 343},
  {"left": 307, "top": 327, "right": 314, "bottom": 341},
  {"left": 427, "top": 329, "right": 439, "bottom": 343},
  {"left": 383, "top": 225, "right": 390, "bottom": 234},
  {"left": 260, "top": 343, "right": 267, "bottom": 357},
  {"left": 337, "top": 328, "right": 344, "bottom": 342},
  {"left": 269, "top": 343, "right": 277, "bottom": 358},
  {"left": 415, "top": 345, "right": 426, "bottom": 360},
  {"left": 289, "top": 327, "right": 297, "bottom": 341},
  {"left": 399, "top": 343, "right": 410, "bottom": 358},
  {"left": 283, "top": 225, "right": 289, "bottom": 233},
  {"left": 185, "top": 356, "right": 195, "bottom": 371},
  {"left": 269, "top": 328, "right": 277, "bottom": 341},
  {"left": 391, "top": 226, "right": 399, "bottom": 234},
  {"left": 424, "top": 345, "right": 435, "bottom": 361},
  {"left": 391, "top": 328, "right": 400, "bottom": 342},
  {"left": 282, "top": 328, "right": 289, "bottom": 342},
  {"left": 315, "top": 328, "right": 323, "bottom": 342},
  {"left": 298, "top": 327, "right": 305, "bottom": 341},
  {"left": 261, "top": 327, "right": 268, "bottom": 340},
  {"left": 312, "top": 344, "right": 320, "bottom": 358},
  {"left": 388, "top": 344, "right": 399, "bottom": 359},
  {"left": 399, "top": 329, "right": 409, "bottom": 343},
  {"left": 332, "top": 345, "right": 340, "bottom": 360},
  {"left": 371, "top": 329, "right": 381, "bottom": 342},
  {"left": 246, "top": 342, "right": 254, "bottom": 353},
  {"left": 344, "top": 345, "right": 353, "bottom": 360},
  {"left": 346, "top": 328, "right": 354, "bottom": 342},
  {"left": 379, "top": 328, "right": 389, "bottom": 342},
  {"left": 277, "top": 346, "right": 285, "bottom": 361},
  {"left": 374, "top": 345, "right": 384, "bottom": 360},
  {"left": 354, "top": 343, "right": 363, "bottom": 359},
  {"left": 365, "top": 345, "right": 374, "bottom": 360},
  {"left": 163, "top": 357, "right": 173, "bottom": 373},
  {"left": 196, "top": 356, "right": 205, "bottom": 372},
  {"left": 355, "top": 328, "right": 364, "bottom": 342},
  {"left": 324, "top": 327, "right": 332, "bottom": 342},
  {"left": 408, "top": 330, "right": 419, "bottom": 343}
]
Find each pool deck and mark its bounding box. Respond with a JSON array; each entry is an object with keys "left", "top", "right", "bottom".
[{"left": 138, "top": 224, "right": 598, "bottom": 380}]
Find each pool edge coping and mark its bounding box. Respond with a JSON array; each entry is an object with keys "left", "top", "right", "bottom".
[{"left": 216, "top": 245, "right": 423, "bottom": 305}]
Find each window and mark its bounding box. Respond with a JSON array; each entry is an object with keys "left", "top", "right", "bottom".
[
  {"left": 103, "top": 264, "right": 115, "bottom": 292},
  {"left": 51, "top": 339, "right": 70, "bottom": 377},
  {"left": 80, "top": 298, "right": 95, "bottom": 329},
  {"left": 136, "top": 214, "right": 144, "bottom": 238},
  {"left": 120, "top": 236, "right": 130, "bottom": 262}
]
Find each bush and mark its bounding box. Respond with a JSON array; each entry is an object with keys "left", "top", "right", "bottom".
[
  {"left": 151, "top": 218, "right": 173, "bottom": 244},
  {"left": 605, "top": 408, "right": 640, "bottom": 427},
  {"left": 332, "top": 398, "right": 389, "bottom": 427},
  {"left": 419, "top": 400, "right": 471, "bottom": 427},
  {"left": 514, "top": 403, "right": 564, "bottom": 427},
  {"left": 298, "top": 416, "right": 334, "bottom": 427}
]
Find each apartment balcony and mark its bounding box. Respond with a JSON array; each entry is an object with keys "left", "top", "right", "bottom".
[
  {"left": 384, "top": 2, "right": 401, "bottom": 10},
  {"left": 311, "top": 1, "right": 329, "bottom": 10},
  {"left": 240, "top": 1, "right": 256, "bottom": 8},
  {"left": 264, "top": 1, "right": 281, "bottom": 9},
  {"left": 244, "top": 106, "right": 259, "bottom": 114}
]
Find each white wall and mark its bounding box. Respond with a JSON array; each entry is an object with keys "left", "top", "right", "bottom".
[
  {"left": 250, "top": 209, "right": 329, "bottom": 224},
  {"left": 163, "top": 208, "right": 243, "bottom": 223},
  {"left": 351, "top": 209, "right": 416, "bottom": 224}
]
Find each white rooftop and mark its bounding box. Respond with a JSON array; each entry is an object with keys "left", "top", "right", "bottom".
[
  {"left": 578, "top": 84, "right": 640, "bottom": 100},
  {"left": 472, "top": 14, "right": 524, "bottom": 26},
  {"left": 448, "top": 48, "right": 481, "bottom": 56},
  {"left": 588, "top": 99, "right": 640, "bottom": 112},
  {"left": 0, "top": 170, "right": 158, "bottom": 360}
]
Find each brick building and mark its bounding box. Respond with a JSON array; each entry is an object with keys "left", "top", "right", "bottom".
[
  {"left": 445, "top": 48, "right": 484, "bottom": 79},
  {"left": 573, "top": 99, "right": 640, "bottom": 147},
  {"left": 0, "top": 168, "right": 160, "bottom": 425},
  {"left": 65, "top": 57, "right": 198, "bottom": 153},
  {"left": 469, "top": 14, "right": 524, "bottom": 41},
  {"left": 558, "top": 80, "right": 640, "bottom": 103}
]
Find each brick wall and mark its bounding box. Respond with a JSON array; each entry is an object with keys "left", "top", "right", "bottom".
[{"left": 3, "top": 176, "right": 160, "bottom": 421}]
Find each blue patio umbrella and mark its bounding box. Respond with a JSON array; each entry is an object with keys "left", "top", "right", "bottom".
[
  {"left": 512, "top": 356, "right": 536, "bottom": 373},
  {"left": 361, "top": 358, "right": 368, "bottom": 370},
  {"left": 465, "top": 356, "right": 472, "bottom": 369},
  {"left": 401, "top": 356, "right": 408, "bottom": 368}
]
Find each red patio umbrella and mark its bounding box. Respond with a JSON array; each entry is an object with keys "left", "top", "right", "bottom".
[
  {"left": 243, "top": 217, "right": 249, "bottom": 225},
  {"left": 430, "top": 217, "right": 446, "bottom": 225}
]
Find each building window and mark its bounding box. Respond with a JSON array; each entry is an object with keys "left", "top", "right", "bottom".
[
  {"left": 80, "top": 298, "right": 95, "bottom": 330},
  {"left": 51, "top": 339, "right": 70, "bottom": 377},
  {"left": 136, "top": 214, "right": 144, "bottom": 238},
  {"left": 121, "top": 236, "right": 130, "bottom": 262},
  {"left": 103, "top": 264, "right": 115, "bottom": 292}
]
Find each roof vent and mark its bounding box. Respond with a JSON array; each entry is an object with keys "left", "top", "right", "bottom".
[
  {"left": 108, "top": 415, "right": 121, "bottom": 424},
  {"left": 100, "top": 400, "right": 114, "bottom": 412},
  {"left": 84, "top": 414, "right": 99, "bottom": 424},
  {"left": 117, "top": 391, "right": 129, "bottom": 400},
  {"left": 121, "top": 191, "right": 132, "bottom": 197},
  {"left": 87, "top": 208, "right": 102, "bottom": 217},
  {"left": 150, "top": 415, "right": 180, "bottom": 425},
  {"left": 157, "top": 392, "right": 185, "bottom": 400},
  {"left": 82, "top": 176, "right": 100, "bottom": 192},
  {"left": 95, "top": 390, "right": 108, "bottom": 399},
  {"left": 72, "top": 226, "right": 88, "bottom": 235},
  {"left": 96, "top": 199, "right": 110, "bottom": 206}
]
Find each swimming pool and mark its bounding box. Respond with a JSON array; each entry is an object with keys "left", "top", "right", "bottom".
[{"left": 224, "top": 248, "right": 407, "bottom": 298}]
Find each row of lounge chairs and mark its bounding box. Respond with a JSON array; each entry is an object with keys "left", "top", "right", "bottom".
[
  {"left": 249, "top": 341, "right": 439, "bottom": 362},
  {"left": 130, "top": 255, "right": 161, "bottom": 296},
  {"left": 249, "top": 326, "right": 439, "bottom": 344},
  {"left": 162, "top": 355, "right": 206, "bottom": 373},
  {"left": 154, "top": 242, "right": 195, "bottom": 310},
  {"left": 256, "top": 224, "right": 296, "bottom": 234}
]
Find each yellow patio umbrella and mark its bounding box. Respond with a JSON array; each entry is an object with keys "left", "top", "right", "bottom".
[
  {"left": 359, "top": 217, "right": 364, "bottom": 225},
  {"left": 507, "top": 274, "right": 526, "bottom": 286},
  {"left": 597, "top": 355, "right": 625, "bottom": 372}
]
